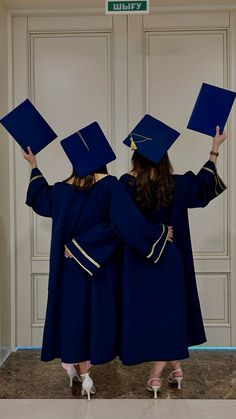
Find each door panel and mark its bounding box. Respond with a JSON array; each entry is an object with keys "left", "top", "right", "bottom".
[
  {"left": 145, "top": 30, "right": 227, "bottom": 255},
  {"left": 31, "top": 32, "right": 113, "bottom": 255}
]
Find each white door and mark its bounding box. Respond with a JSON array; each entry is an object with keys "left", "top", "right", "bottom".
[
  {"left": 127, "top": 12, "right": 234, "bottom": 345},
  {"left": 12, "top": 14, "right": 128, "bottom": 346},
  {"left": 12, "top": 10, "right": 236, "bottom": 347}
]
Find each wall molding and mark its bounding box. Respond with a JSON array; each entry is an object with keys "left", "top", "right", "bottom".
[
  {"left": 7, "top": 5, "right": 236, "bottom": 17},
  {"left": 31, "top": 274, "right": 47, "bottom": 328},
  {"left": 7, "top": 9, "right": 16, "bottom": 351},
  {"left": 9, "top": 8, "right": 106, "bottom": 17},
  {"left": 196, "top": 273, "right": 230, "bottom": 325},
  {"left": 29, "top": 27, "right": 115, "bottom": 260},
  {"left": 229, "top": 11, "right": 236, "bottom": 345}
]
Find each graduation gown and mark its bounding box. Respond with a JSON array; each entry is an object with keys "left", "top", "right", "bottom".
[
  {"left": 118, "top": 160, "right": 226, "bottom": 364},
  {"left": 26, "top": 168, "right": 169, "bottom": 364},
  {"left": 72, "top": 160, "right": 226, "bottom": 365}
]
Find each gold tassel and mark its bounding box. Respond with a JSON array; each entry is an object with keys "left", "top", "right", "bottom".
[{"left": 130, "top": 135, "right": 137, "bottom": 150}]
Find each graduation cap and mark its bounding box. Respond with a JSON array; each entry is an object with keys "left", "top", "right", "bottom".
[
  {"left": 123, "top": 114, "right": 180, "bottom": 164},
  {"left": 187, "top": 82, "right": 236, "bottom": 137},
  {"left": 60, "top": 121, "right": 116, "bottom": 177},
  {"left": 0, "top": 99, "right": 57, "bottom": 154}
]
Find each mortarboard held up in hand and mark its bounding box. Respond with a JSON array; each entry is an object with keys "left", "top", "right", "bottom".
[
  {"left": 123, "top": 114, "right": 180, "bottom": 164},
  {"left": 187, "top": 83, "right": 236, "bottom": 137},
  {"left": 0, "top": 99, "right": 57, "bottom": 154},
  {"left": 60, "top": 121, "right": 116, "bottom": 177}
]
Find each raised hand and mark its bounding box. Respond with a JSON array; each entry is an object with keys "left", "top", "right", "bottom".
[
  {"left": 64, "top": 247, "right": 72, "bottom": 258},
  {"left": 212, "top": 126, "right": 226, "bottom": 150},
  {"left": 21, "top": 146, "right": 37, "bottom": 169}
]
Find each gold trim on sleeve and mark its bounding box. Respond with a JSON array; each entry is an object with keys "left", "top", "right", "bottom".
[
  {"left": 64, "top": 245, "right": 93, "bottom": 277},
  {"left": 202, "top": 166, "right": 226, "bottom": 196},
  {"left": 216, "top": 174, "right": 226, "bottom": 191},
  {"left": 202, "top": 166, "right": 218, "bottom": 196},
  {"left": 202, "top": 166, "right": 215, "bottom": 175},
  {"left": 154, "top": 229, "right": 169, "bottom": 263},
  {"left": 146, "top": 224, "right": 165, "bottom": 259},
  {"left": 29, "top": 175, "right": 44, "bottom": 183},
  {"left": 72, "top": 239, "right": 100, "bottom": 268}
]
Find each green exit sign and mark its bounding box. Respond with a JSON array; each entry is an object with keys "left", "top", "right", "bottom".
[{"left": 106, "top": 1, "right": 149, "bottom": 14}]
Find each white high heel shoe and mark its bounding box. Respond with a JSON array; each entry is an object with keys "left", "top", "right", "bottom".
[
  {"left": 168, "top": 368, "right": 183, "bottom": 389},
  {"left": 146, "top": 377, "right": 162, "bottom": 399},
  {"left": 80, "top": 372, "right": 96, "bottom": 401},
  {"left": 62, "top": 363, "right": 81, "bottom": 387}
]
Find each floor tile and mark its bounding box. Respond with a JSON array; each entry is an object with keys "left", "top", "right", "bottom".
[
  {"left": 0, "top": 350, "right": 236, "bottom": 399},
  {"left": 186, "top": 400, "right": 236, "bottom": 419}
]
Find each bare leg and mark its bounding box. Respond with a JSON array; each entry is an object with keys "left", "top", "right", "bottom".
[
  {"left": 75, "top": 361, "right": 96, "bottom": 399},
  {"left": 170, "top": 360, "right": 183, "bottom": 376},
  {"left": 148, "top": 361, "right": 167, "bottom": 386},
  {"left": 167, "top": 360, "right": 184, "bottom": 389},
  {"left": 74, "top": 362, "right": 87, "bottom": 375}
]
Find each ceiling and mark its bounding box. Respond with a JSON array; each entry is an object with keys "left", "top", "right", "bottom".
[{"left": 1, "top": 0, "right": 236, "bottom": 10}]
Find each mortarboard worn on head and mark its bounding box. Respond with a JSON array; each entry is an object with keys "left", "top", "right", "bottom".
[
  {"left": 187, "top": 82, "right": 236, "bottom": 137},
  {"left": 0, "top": 99, "right": 57, "bottom": 154},
  {"left": 60, "top": 121, "right": 116, "bottom": 177},
  {"left": 123, "top": 114, "right": 180, "bottom": 164}
]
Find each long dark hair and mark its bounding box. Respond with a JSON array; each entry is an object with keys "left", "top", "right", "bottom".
[
  {"left": 131, "top": 152, "right": 175, "bottom": 210},
  {"left": 64, "top": 165, "right": 108, "bottom": 190}
]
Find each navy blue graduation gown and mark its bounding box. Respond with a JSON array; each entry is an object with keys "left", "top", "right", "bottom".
[
  {"left": 118, "top": 160, "right": 226, "bottom": 364},
  {"left": 70, "top": 160, "right": 226, "bottom": 365},
  {"left": 26, "top": 168, "right": 169, "bottom": 364}
]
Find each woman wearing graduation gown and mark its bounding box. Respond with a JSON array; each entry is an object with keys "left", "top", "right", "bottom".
[
  {"left": 72, "top": 116, "right": 227, "bottom": 398},
  {"left": 118, "top": 117, "right": 226, "bottom": 397},
  {"left": 22, "top": 122, "right": 172, "bottom": 400}
]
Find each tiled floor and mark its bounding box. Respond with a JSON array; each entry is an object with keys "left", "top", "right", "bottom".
[
  {"left": 0, "top": 349, "right": 236, "bottom": 400},
  {"left": 0, "top": 400, "right": 236, "bottom": 419}
]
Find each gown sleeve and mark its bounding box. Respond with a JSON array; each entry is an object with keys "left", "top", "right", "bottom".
[
  {"left": 181, "top": 160, "right": 226, "bottom": 209},
  {"left": 65, "top": 177, "right": 169, "bottom": 276},
  {"left": 25, "top": 167, "right": 53, "bottom": 217}
]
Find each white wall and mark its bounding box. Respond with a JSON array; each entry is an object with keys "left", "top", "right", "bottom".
[{"left": 0, "top": 1, "right": 11, "bottom": 365}]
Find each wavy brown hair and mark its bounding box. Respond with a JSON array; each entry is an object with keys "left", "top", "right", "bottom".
[
  {"left": 64, "top": 165, "right": 108, "bottom": 190},
  {"left": 131, "top": 152, "right": 175, "bottom": 210}
]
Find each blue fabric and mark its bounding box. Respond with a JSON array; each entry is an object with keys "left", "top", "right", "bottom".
[
  {"left": 60, "top": 122, "right": 116, "bottom": 177},
  {"left": 26, "top": 171, "right": 120, "bottom": 363},
  {"left": 0, "top": 99, "right": 57, "bottom": 154},
  {"left": 26, "top": 161, "right": 226, "bottom": 365},
  {"left": 26, "top": 170, "right": 168, "bottom": 364},
  {"left": 187, "top": 83, "right": 236, "bottom": 137},
  {"left": 60, "top": 160, "right": 226, "bottom": 364},
  {"left": 118, "top": 160, "right": 226, "bottom": 364},
  {"left": 65, "top": 197, "right": 169, "bottom": 274},
  {"left": 123, "top": 114, "right": 180, "bottom": 164}
]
